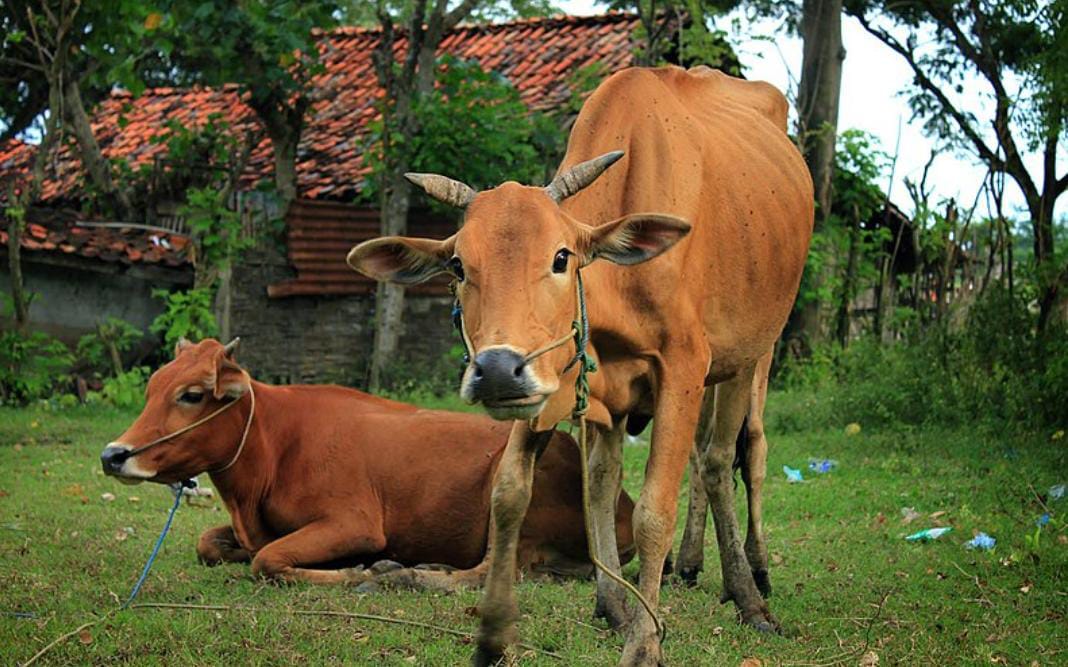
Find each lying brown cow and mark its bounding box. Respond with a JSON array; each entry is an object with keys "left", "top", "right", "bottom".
[{"left": 100, "top": 338, "right": 634, "bottom": 586}]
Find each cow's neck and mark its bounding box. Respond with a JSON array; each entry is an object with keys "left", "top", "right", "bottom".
[{"left": 206, "top": 380, "right": 278, "bottom": 553}]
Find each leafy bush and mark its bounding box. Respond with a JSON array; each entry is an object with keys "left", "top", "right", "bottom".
[
  {"left": 76, "top": 317, "right": 143, "bottom": 377},
  {"left": 100, "top": 367, "right": 149, "bottom": 409},
  {"left": 0, "top": 329, "right": 74, "bottom": 405},
  {"left": 150, "top": 288, "right": 218, "bottom": 350},
  {"left": 774, "top": 287, "right": 1068, "bottom": 433}
]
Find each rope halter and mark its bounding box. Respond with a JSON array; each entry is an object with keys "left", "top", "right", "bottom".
[{"left": 122, "top": 380, "right": 256, "bottom": 475}]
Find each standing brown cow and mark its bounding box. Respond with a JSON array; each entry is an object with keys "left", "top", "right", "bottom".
[
  {"left": 100, "top": 338, "right": 635, "bottom": 586},
  {"left": 348, "top": 66, "right": 813, "bottom": 664}
]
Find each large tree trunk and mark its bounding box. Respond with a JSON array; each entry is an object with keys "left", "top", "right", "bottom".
[
  {"left": 5, "top": 211, "right": 29, "bottom": 331},
  {"left": 269, "top": 125, "right": 300, "bottom": 206},
  {"left": 368, "top": 170, "right": 412, "bottom": 391},
  {"left": 62, "top": 77, "right": 133, "bottom": 220},
  {"left": 794, "top": 0, "right": 846, "bottom": 345}
]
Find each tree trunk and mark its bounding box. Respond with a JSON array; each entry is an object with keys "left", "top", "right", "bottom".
[
  {"left": 795, "top": 0, "right": 846, "bottom": 345},
  {"left": 269, "top": 125, "right": 299, "bottom": 206},
  {"left": 368, "top": 170, "right": 412, "bottom": 392},
  {"left": 62, "top": 77, "right": 133, "bottom": 220},
  {"left": 216, "top": 263, "right": 233, "bottom": 343},
  {"left": 1032, "top": 193, "right": 1059, "bottom": 332},
  {"left": 835, "top": 205, "right": 860, "bottom": 346},
  {"left": 5, "top": 211, "right": 29, "bottom": 331}
]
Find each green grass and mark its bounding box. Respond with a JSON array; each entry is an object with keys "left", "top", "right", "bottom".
[{"left": 1, "top": 391, "right": 1065, "bottom": 665}]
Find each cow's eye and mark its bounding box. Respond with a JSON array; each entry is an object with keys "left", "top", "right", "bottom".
[
  {"left": 552, "top": 249, "right": 571, "bottom": 274},
  {"left": 179, "top": 390, "right": 205, "bottom": 405},
  {"left": 447, "top": 256, "right": 465, "bottom": 282}
]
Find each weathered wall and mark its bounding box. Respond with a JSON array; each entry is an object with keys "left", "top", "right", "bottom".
[
  {"left": 0, "top": 253, "right": 187, "bottom": 345},
  {"left": 230, "top": 244, "right": 457, "bottom": 387}
]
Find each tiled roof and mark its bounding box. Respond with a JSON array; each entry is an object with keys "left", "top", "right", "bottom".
[
  {"left": 2, "top": 12, "right": 640, "bottom": 205},
  {"left": 0, "top": 208, "right": 191, "bottom": 269}
]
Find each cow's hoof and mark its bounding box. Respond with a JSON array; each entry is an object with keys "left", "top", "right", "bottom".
[
  {"left": 677, "top": 566, "right": 701, "bottom": 588},
  {"left": 741, "top": 609, "right": 781, "bottom": 635},
  {"left": 370, "top": 559, "right": 404, "bottom": 574},
  {"left": 471, "top": 645, "right": 506, "bottom": 667},
  {"left": 594, "top": 590, "right": 628, "bottom": 630},
  {"left": 414, "top": 562, "right": 457, "bottom": 572},
  {"left": 620, "top": 632, "right": 665, "bottom": 667},
  {"left": 355, "top": 581, "right": 381, "bottom": 594},
  {"left": 753, "top": 569, "right": 772, "bottom": 598}
]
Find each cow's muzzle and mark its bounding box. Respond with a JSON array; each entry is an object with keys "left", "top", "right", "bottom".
[
  {"left": 465, "top": 347, "right": 547, "bottom": 420},
  {"left": 100, "top": 444, "right": 150, "bottom": 483}
]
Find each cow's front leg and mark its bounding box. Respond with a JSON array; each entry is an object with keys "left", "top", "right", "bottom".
[
  {"left": 700, "top": 366, "right": 778, "bottom": 631},
  {"left": 251, "top": 520, "right": 386, "bottom": 585},
  {"left": 473, "top": 422, "right": 551, "bottom": 667},
  {"left": 197, "top": 525, "right": 251, "bottom": 565},
  {"left": 588, "top": 420, "right": 628, "bottom": 629},
  {"left": 622, "top": 368, "right": 706, "bottom": 667},
  {"left": 675, "top": 388, "right": 715, "bottom": 585}
]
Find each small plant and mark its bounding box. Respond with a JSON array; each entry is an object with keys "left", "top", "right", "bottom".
[
  {"left": 0, "top": 329, "right": 74, "bottom": 405},
  {"left": 150, "top": 288, "right": 218, "bottom": 350},
  {"left": 76, "top": 317, "right": 143, "bottom": 377},
  {"left": 101, "top": 366, "right": 149, "bottom": 409}
]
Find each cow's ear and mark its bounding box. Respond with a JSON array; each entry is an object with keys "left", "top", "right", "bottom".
[
  {"left": 212, "top": 347, "right": 249, "bottom": 400},
  {"left": 581, "top": 214, "right": 691, "bottom": 266},
  {"left": 347, "top": 235, "right": 456, "bottom": 285}
]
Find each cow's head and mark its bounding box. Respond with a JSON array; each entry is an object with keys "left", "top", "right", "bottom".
[
  {"left": 100, "top": 338, "right": 250, "bottom": 483},
  {"left": 347, "top": 152, "right": 690, "bottom": 421}
]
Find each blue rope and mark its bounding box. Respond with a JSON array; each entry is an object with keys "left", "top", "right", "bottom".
[{"left": 122, "top": 480, "right": 192, "bottom": 609}]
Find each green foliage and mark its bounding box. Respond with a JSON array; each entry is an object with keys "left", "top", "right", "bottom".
[
  {"left": 0, "top": 329, "right": 73, "bottom": 405},
  {"left": 100, "top": 366, "right": 150, "bottom": 409},
  {"left": 777, "top": 287, "right": 1068, "bottom": 432},
  {"left": 365, "top": 56, "right": 565, "bottom": 199},
  {"left": 76, "top": 317, "right": 142, "bottom": 378},
  {"left": 150, "top": 288, "right": 218, "bottom": 351}
]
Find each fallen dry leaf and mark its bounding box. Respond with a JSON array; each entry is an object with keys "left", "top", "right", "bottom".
[
  {"left": 929, "top": 510, "right": 947, "bottom": 520},
  {"left": 78, "top": 628, "right": 92, "bottom": 645},
  {"left": 62, "top": 484, "right": 85, "bottom": 497},
  {"left": 860, "top": 650, "right": 879, "bottom": 666},
  {"left": 127, "top": 496, "right": 140, "bottom": 503},
  {"left": 101, "top": 492, "right": 116, "bottom": 502},
  {"left": 771, "top": 552, "right": 784, "bottom": 566},
  {"left": 740, "top": 659, "right": 763, "bottom": 667},
  {"left": 901, "top": 507, "right": 921, "bottom": 524},
  {"left": 1020, "top": 582, "right": 1033, "bottom": 594}
]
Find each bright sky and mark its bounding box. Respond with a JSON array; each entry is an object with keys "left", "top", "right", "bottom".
[{"left": 557, "top": 0, "right": 1063, "bottom": 222}]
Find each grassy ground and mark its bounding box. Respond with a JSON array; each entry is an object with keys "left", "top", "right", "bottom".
[{"left": 1, "top": 391, "right": 1065, "bottom": 665}]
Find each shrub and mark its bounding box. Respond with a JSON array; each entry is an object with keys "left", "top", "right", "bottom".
[
  {"left": 0, "top": 329, "right": 74, "bottom": 405},
  {"left": 76, "top": 317, "right": 143, "bottom": 377},
  {"left": 101, "top": 366, "right": 149, "bottom": 409},
  {"left": 150, "top": 288, "right": 218, "bottom": 350},
  {"left": 774, "top": 287, "right": 1068, "bottom": 433}
]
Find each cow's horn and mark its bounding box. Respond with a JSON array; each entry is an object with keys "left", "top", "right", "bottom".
[
  {"left": 223, "top": 337, "right": 241, "bottom": 357},
  {"left": 545, "top": 150, "right": 625, "bottom": 203},
  {"left": 175, "top": 337, "right": 193, "bottom": 357},
  {"left": 405, "top": 173, "right": 477, "bottom": 208}
]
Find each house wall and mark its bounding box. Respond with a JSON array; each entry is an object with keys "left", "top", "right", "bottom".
[
  {"left": 0, "top": 253, "right": 187, "bottom": 345},
  {"left": 230, "top": 245, "right": 458, "bottom": 387}
]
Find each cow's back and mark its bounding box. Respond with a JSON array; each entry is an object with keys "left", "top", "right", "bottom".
[{"left": 562, "top": 67, "right": 813, "bottom": 377}]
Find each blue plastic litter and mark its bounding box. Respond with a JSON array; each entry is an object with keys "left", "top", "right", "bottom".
[
  {"left": 905, "top": 527, "right": 952, "bottom": 542},
  {"left": 1050, "top": 484, "right": 1065, "bottom": 501},
  {"left": 965, "top": 532, "right": 996, "bottom": 550},
  {"left": 808, "top": 458, "right": 837, "bottom": 474},
  {"left": 783, "top": 465, "right": 804, "bottom": 483},
  {"left": 1036, "top": 513, "right": 1051, "bottom": 527}
]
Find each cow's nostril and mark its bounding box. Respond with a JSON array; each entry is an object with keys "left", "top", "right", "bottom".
[
  {"left": 473, "top": 364, "right": 484, "bottom": 379},
  {"left": 513, "top": 361, "right": 525, "bottom": 378},
  {"left": 100, "top": 445, "right": 130, "bottom": 473}
]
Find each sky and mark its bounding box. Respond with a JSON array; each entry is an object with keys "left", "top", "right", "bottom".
[{"left": 556, "top": 0, "right": 1063, "bottom": 222}]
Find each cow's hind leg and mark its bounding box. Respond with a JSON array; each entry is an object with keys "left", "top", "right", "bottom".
[
  {"left": 588, "top": 420, "right": 629, "bottom": 629},
  {"left": 251, "top": 521, "right": 386, "bottom": 585},
  {"left": 699, "top": 368, "right": 778, "bottom": 632},
  {"left": 743, "top": 352, "right": 773, "bottom": 597},
  {"left": 197, "top": 525, "right": 251, "bottom": 566},
  {"left": 675, "top": 388, "right": 715, "bottom": 585},
  {"left": 473, "top": 424, "right": 552, "bottom": 667}
]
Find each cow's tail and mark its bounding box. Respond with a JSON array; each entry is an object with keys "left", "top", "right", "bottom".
[{"left": 732, "top": 415, "right": 750, "bottom": 486}]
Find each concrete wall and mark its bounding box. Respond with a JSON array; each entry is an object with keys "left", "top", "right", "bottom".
[{"left": 0, "top": 253, "right": 188, "bottom": 345}]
